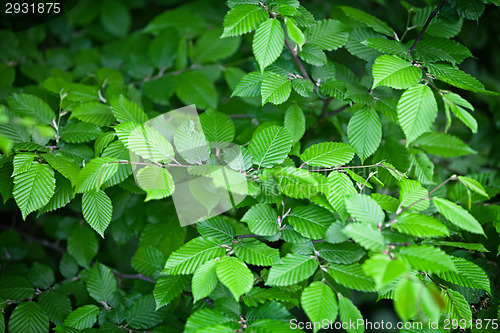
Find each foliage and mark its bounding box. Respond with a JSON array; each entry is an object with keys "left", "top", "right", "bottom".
[{"left": 0, "top": 0, "right": 500, "bottom": 332}]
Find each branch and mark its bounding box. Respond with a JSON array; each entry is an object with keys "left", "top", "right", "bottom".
[
  {"left": 386, "top": 174, "right": 458, "bottom": 226},
  {"left": 408, "top": 0, "right": 447, "bottom": 54},
  {"left": 284, "top": 38, "right": 316, "bottom": 91},
  {"left": 114, "top": 273, "right": 155, "bottom": 284},
  {"left": 0, "top": 225, "right": 65, "bottom": 254}
]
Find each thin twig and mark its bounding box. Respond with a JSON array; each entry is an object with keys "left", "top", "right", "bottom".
[
  {"left": 0, "top": 225, "right": 66, "bottom": 254},
  {"left": 408, "top": 0, "right": 447, "bottom": 54},
  {"left": 114, "top": 273, "right": 155, "bottom": 284},
  {"left": 284, "top": 38, "right": 316, "bottom": 91},
  {"left": 386, "top": 174, "right": 458, "bottom": 226}
]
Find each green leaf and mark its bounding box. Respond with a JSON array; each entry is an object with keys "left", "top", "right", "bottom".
[
  {"left": 86, "top": 263, "right": 118, "bottom": 304},
  {"left": 63, "top": 305, "right": 99, "bottom": 330},
  {"left": 222, "top": 4, "right": 268, "bottom": 37},
  {"left": 163, "top": 237, "right": 226, "bottom": 275},
  {"left": 327, "top": 263, "right": 376, "bottom": 292},
  {"left": 184, "top": 308, "right": 234, "bottom": 333},
  {"left": 427, "top": 63, "right": 485, "bottom": 92},
  {"left": 110, "top": 95, "right": 148, "bottom": 123},
  {"left": 347, "top": 106, "right": 382, "bottom": 162},
  {"left": 261, "top": 73, "right": 292, "bottom": 105},
  {"left": 286, "top": 19, "right": 305, "bottom": 46},
  {"left": 413, "top": 132, "right": 476, "bottom": 157},
  {"left": 61, "top": 122, "right": 103, "bottom": 143},
  {"left": 327, "top": 171, "right": 357, "bottom": 221},
  {"left": 82, "top": 189, "right": 113, "bottom": 237},
  {"left": 274, "top": 166, "right": 318, "bottom": 199},
  {"left": 115, "top": 122, "right": 174, "bottom": 163},
  {"left": 200, "top": 109, "right": 235, "bottom": 144},
  {"left": 232, "top": 71, "right": 267, "bottom": 97},
  {"left": 248, "top": 125, "right": 292, "bottom": 168},
  {"left": 394, "top": 276, "right": 422, "bottom": 321},
  {"left": 154, "top": 275, "right": 190, "bottom": 309},
  {"left": 136, "top": 165, "right": 175, "bottom": 201},
  {"left": 192, "top": 259, "right": 218, "bottom": 303},
  {"left": 392, "top": 213, "right": 449, "bottom": 238},
  {"left": 234, "top": 240, "right": 282, "bottom": 266},
  {"left": 253, "top": 19, "right": 285, "bottom": 71},
  {"left": 175, "top": 71, "right": 218, "bottom": 109},
  {"left": 433, "top": 197, "right": 484, "bottom": 235},
  {"left": 174, "top": 120, "right": 210, "bottom": 164},
  {"left": 71, "top": 102, "right": 115, "bottom": 127},
  {"left": 197, "top": 217, "right": 236, "bottom": 244},
  {"left": 241, "top": 203, "right": 279, "bottom": 236},
  {"left": 12, "top": 152, "right": 36, "bottom": 177},
  {"left": 372, "top": 55, "right": 422, "bottom": 89},
  {"left": 338, "top": 296, "right": 364, "bottom": 333},
  {"left": 0, "top": 275, "right": 34, "bottom": 301},
  {"left": 131, "top": 246, "right": 165, "bottom": 278},
  {"left": 301, "top": 282, "right": 338, "bottom": 333},
  {"left": 193, "top": 28, "right": 240, "bottom": 63},
  {"left": 436, "top": 256, "right": 491, "bottom": 294},
  {"left": 345, "top": 194, "right": 385, "bottom": 225},
  {"left": 216, "top": 256, "right": 253, "bottom": 300},
  {"left": 67, "top": 226, "right": 98, "bottom": 268},
  {"left": 13, "top": 162, "right": 55, "bottom": 219},
  {"left": 415, "top": 37, "right": 472, "bottom": 64},
  {"left": 458, "top": 176, "right": 489, "bottom": 198},
  {"left": 363, "top": 254, "right": 407, "bottom": 289},
  {"left": 8, "top": 302, "right": 49, "bottom": 333},
  {"left": 369, "top": 194, "right": 397, "bottom": 215},
  {"left": 304, "top": 19, "right": 348, "bottom": 51},
  {"left": 292, "top": 78, "right": 314, "bottom": 97},
  {"left": 297, "top": 44, "right": 327, "bottom": 66},
  {"left": 288, "top": 205, "right": 334, "bottom": 239},
  {"left": 301, "top": 142, "right": 354, "bottom": 167},
  {"left": 442, "top": 92, "right": 477, "bottom": 133},
  {"left": 43, "top": 153, "right": 80, "bottom": 186},
  {"left": 398, "top": 245, "right": 456, "bottom": 273},
  {"left": 397, "top": 84, "right": 438, "bottom": 144},
  {"left": 317, "top": 242, "right": 364, "bottom": 264},
  {"left": 399, "top": 179, "right": 429, "bottom": 212},
  {"left": 443, "top": 289, "right": 472, "bottom": 322},
  {"left": 100, "top": 0, "right": 130, "bottom": 37},
  {"left": 27, "top": 262, "right": 55, "bottom": 289},
  {"left": 38, "top": 291, "right": 72, "bottom": 326},
  {"left": 284, "top": 105, "right": 305, "bottom": 144},
  {"left": 266, "top": 253, "right": 317, "bottom": 286},
  {"left": 8, "top": 93, "right": 55, "bottom": 124},
  {"left": 342, "top": 223, "right": 386, "bottom": 251},
  {"left": 340, "top": 6, "right": 394, "bottom": 36},
  {"left": 126, "top": 294, "right": 165, "bottom": 330},
  {"left": 74, "top": 157, "right": 120, "bottom": 193},
  {"left": 363, "top": 38, "right": 410, "bottom": 59}
]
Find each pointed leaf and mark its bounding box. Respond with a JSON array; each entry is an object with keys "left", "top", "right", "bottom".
[
  {"left": 253, "top": 19, "right": 285, "bottom": 71},
  {"left": 301, "top": 142, "right": 354, "bottom": 167},
  {"left": 347, "top": 106, "right": 382, "bottom": 162},
  {"left": 433, "top": 197, "right": 484, "bottom": 235},
  {"left": 13, "top": 162, "right": 55, "bottom": 220},
  {"left": 266, "top": 254, "right": 317, "bottom": 286},
  {"left": 372, "top": 55, "right": 422, "bottom": 89},
  {"left": 248, "top": 125, "right": 292, "bottom": 168},
  {"left": 82, "top": 189, "right": 113, "bottom": 237},
  {"left": 301, "top": 281, "right": 338, "bottom": 333},
  {"left": 216, "top": 256, "right": 253, "bottom": 300}
]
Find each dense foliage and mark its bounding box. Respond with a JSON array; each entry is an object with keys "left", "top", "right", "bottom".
[{"left": 1, "top": 0, "right": 500, "bottom": 332}]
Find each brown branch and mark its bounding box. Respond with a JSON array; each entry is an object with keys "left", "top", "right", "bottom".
[
  {"left": 114, "top": 273, "right": 155, "bottom": 284},
  {"left": 386, "top": 174, "right": 458, "bottom": 226},
  {"left": 284, "top": 38, "right": 316, "bottom": 91},
  {"left": 0, "top": 225, "right": 65, "bottom": 254},
  {"left": 409, "top": 0, "right": 447, "bottom": 54}
]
